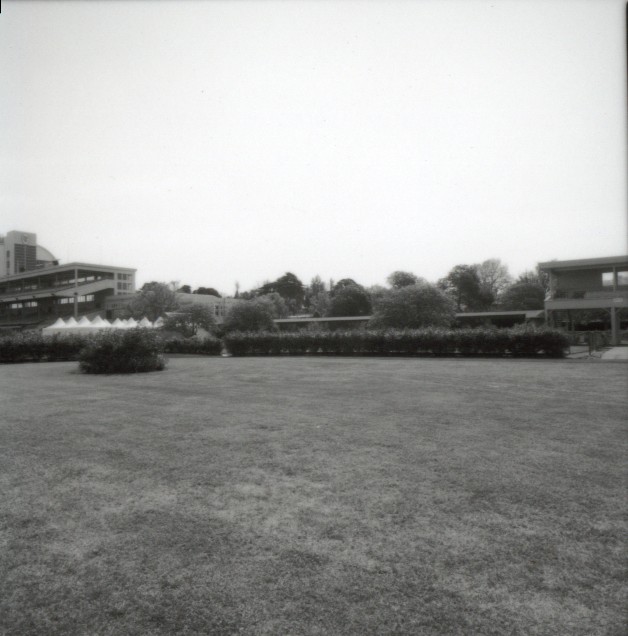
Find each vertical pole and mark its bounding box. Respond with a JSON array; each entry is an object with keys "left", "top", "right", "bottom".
[{"left": 74, "top": 267, "right": 79, "bottom": 319}]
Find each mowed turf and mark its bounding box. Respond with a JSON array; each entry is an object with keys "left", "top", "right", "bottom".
[{"left": 0, "top": 357, "right": 626, "bottom": 635}]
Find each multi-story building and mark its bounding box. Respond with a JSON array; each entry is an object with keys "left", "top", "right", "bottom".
[
  {"left": 539, "top": 255, "right": 628, "bottom": 345},
  {"left": 0, "top": 231, "right": 135, "bottom": 329},
  {"left": 0, "top": 230, "right": 59, "bottom": 277}
]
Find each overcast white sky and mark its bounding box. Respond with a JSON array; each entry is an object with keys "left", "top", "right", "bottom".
[{"left": 1, "top": 0, "right": 626, "bottom": 294}]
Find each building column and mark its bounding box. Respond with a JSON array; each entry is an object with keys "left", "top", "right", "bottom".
[{"left": 610, "top": 306, "right": 619, "bottom": 346}]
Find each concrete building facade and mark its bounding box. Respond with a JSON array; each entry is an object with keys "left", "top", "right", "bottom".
[{"left": 539, "top": 255, "right": 628, "bottom": 345}]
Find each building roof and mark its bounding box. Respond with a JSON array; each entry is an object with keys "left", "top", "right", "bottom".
[
  {"left": 36, "top": 245, "right": 57, "bottom": 262},
  {"left": 274, "top": 311, "right": 544, "bottom": 324},
  {"left": 0, "top": 262, "right": 136, "bottom": 282},
  {"left": 456, "top": 310, "right": 544, "bottom": 319},
  {"left": 274, "top": 316, "right": 371, "bottom": 323},
  {"left": 538, "top": 255, "right": 628, "bottom": 271}
]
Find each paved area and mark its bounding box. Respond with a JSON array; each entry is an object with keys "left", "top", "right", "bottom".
[{"left": 600, "top": 347, "right": 628, "bottom": 360}]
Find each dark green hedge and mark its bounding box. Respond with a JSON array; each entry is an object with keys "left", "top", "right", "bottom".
[
  {"left": 0, "top": 332, "right": 91, "bottom": 363},
  {"left": 0, "top": 330, "right": 223, "bottom": 364},
  {"left": 79, "top": 329, "right": 166, "bottom": 374},
  {"left": 0, "top": 326, "right": 570, "bottom": 365},
  {"left": 224, "top": 327, "right": 569, "bottom": 358},
  {"left": 163, "top": 336, "right": 223, "bottom": 355}
]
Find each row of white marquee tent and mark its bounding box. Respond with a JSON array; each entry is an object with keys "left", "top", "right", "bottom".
[{"left": 42, "top": 315, "right": 164, "bottom": 335}]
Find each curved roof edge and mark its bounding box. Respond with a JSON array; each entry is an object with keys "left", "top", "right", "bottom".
[{"left": 36, "top": 244, "right": 57, "bottom": 263}]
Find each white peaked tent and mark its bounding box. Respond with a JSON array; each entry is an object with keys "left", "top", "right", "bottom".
[
  {"left": 42, "top": 315, "right": 160, "bottom": 336},
  {"left": 48, "top": 317, "right": 67, "bottom": 330},
  {"left": 91, "top": 316, "right": 112, "bottom": 328}
]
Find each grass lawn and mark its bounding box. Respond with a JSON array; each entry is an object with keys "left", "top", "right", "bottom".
[{"left": 1, "top": 357, "right": 626, "bottom": 635}]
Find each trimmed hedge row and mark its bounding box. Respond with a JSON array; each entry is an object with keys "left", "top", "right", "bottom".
[
  {"left": 0, "top": 330, "right": 223, "bottom": 365},
  {"left": 223, "top": 327, "right": 570, "bottom": 358},
  {"left": 0, "top": 326, "right": 570, "bottom": 364},
  {"left": 0, "top": 332, "right": 91, "bottom": 363},
  {"left": 163, "top": 336, "right": 223, "bottom": 356}
]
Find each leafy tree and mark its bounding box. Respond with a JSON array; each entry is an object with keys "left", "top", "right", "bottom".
[
  {"left": 517, "top": 266, "right": 550, "bottom": 293},
  {"left": 328, "top": 283, "right": 372, "bottom": 317},
  {"left": 387, "top": 271, "right": 422, "bottom": 289},
  {"left": 222, "top": 299, "right": 277, "bottom": 333},
  {"left": 309, "top": 275, "right": 326, "bottom": 296},
  {"left": 257, "top": 272, "right": 304, "bottom": 311},
  {"left": 367, "top": 285, "right": 388, "bottom": 307},
  {"left": 259, "top": 292, "right": 290, "bottom": 318},
  {"left": 193, "top": 287, "right": 222, "bottom": 297},
  {"left": 369, "top": 283, "right": 456, "bottom": 329},
  {"left": 163, "top": 303, "right": 217, "bottom": 337},
  {"left": 177, "top": 285, "right": 192, "bottom": 294},
  {"left": 332, "top": 278, "right": 360, "bottom": 294},
  {"left": 304, "top": 275, "right": 327, "bottom": 312},
  {"left": 499, "top": 282, "right": 546, "bottom": 310},
  {"left": 129, "top": 282, "right": 179, "bottom": 321},
  {"left": 475, "top": 259, "right": 513, "bottom": 299},
  {"left": 309, "top": 291, "right": 331, "bottom": 317},
  {"left": 438, "top": 265, "right": 493, "bottom": 311}
]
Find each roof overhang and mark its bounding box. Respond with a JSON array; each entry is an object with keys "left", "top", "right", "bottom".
[{"left": 538, "top": 256, "right": 628, "bottom": 271}]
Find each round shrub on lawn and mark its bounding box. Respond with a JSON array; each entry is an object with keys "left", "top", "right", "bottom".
[{"left": 79, "top": 329, "right": 166, "bottom": 374}]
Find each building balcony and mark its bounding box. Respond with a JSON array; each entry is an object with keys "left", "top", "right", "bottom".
[{"left": 545, "top": 290, "right": 628, "bottom": 311}]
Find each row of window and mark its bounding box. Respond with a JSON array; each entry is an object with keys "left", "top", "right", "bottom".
[
  {"left": 602, "top": 271, "right": 628, "bottom": 287},
  {"left": 57, "top": 295, "right": 95, "bottom": 305},
  {"left": 8, "top": 295, "right": 96, "bottom": 309}
]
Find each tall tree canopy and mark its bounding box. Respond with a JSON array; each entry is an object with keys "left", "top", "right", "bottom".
[
  {"left": 332, "top": 278, "right": 360, "bottom": 293},
  {"left": 438, "top": 265, "right": 493, "bottom": 311},
  {"left": 386, "top": 271, "right": 423, "bottom": 289},
  {"left": 304, "top": 275, "right": 328, "bottom": 314},
  {"left": 475, "top": 259, "right": 512, "bottom": 299},
  {"left": 328, "top": 283, "right": 372, "bottom": 317},
  {"left": 257, "top": 272, "right": 304, "bottom": 312},
  {"left": 193, "top": 287, "right": 221, "bottom": 297},
  {"left": 309, "top": 275, "right": 326, "bottom": 296},
  {"left": 129, "top": 282, "right": 179, "bottom": 321},
  {"left": 369, "top": 283, "right": 456, "bottom": 329}
]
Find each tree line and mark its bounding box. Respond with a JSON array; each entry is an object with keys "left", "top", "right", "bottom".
[{"left": 127, "top": 259, "right": 549, "bottom": 337}]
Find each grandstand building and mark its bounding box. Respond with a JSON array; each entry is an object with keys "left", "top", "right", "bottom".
[{"left": 0, "top": 230, "right": 136, "bottom": 330}]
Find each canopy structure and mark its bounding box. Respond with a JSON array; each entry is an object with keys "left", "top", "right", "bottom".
[{"left": 42, "top": 316, "right": 158, "bottom": 336}]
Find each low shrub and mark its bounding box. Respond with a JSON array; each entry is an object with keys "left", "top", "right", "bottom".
[{"left": 79, "top": 329, "right": 166, "bottom": 374}]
